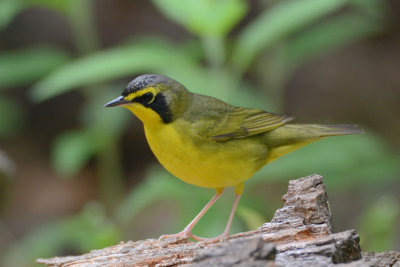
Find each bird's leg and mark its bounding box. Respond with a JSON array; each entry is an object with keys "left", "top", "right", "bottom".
[
  {"left": 221, "top": 192, "right": 242, "bottom": 237},
  {"left": 195, "top": 192, "right": 242, "bottom": 243},
  {"left": 191, "top": 183, "right": 244, "bottom": 242},
  {"left": 159, "top": 189, "right": 224, "bottom": 241}
]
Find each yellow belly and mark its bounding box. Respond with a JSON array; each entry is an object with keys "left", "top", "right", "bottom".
[{"left": 144, "top": 122, "right": 268, "bottom": 189}]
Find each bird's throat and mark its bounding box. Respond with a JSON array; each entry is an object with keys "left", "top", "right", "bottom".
[{"left": 124, "top": 104, "right": 164, "bottom": 128}]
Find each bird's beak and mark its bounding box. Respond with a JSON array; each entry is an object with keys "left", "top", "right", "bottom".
[{"left": 104, "top": 96, "right": 129, "bottom": 107}]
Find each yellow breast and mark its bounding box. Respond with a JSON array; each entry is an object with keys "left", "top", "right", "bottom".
[{"left": 144, "top": 120, "right": 268, "bottom": 189}]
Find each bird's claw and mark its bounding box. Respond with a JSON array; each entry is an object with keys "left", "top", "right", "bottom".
[
  {"left": 159, "top": 229, "right": 195, "bottom": 241},
  {"left": 199, "top": 232, "right": 229, "bottom": 244},
  {"left": 159, "top": 230, "right": 229, "bottom": 243}
]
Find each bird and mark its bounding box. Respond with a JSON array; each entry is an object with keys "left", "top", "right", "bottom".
[{"left": 104, "top": 74, "right": 363, "bottom": 242}]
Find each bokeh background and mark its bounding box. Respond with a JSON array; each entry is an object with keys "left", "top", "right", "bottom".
[{"left": 1, "top": 0, "right": 400, "bottom": 266}]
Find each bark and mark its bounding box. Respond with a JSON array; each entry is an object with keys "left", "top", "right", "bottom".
[
  {"left": 37, "top": 174, "right": 399, "bottom": 267},
  {"left": 362, "top": 251, "right": 400, "bottom": 267}
]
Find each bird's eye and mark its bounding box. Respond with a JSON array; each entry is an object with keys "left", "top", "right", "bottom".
[{"left": 142, "top": 92, "right": 154, "bottom": 103}]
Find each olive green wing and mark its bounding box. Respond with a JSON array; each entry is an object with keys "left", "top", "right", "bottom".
[{"left": 207, "top": 107, "right": 294, "bottom": 142}]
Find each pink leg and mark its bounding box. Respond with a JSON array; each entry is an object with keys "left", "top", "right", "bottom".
[
  {"left": 159, "top": 189, "right": 224, "bottom": 241},
  {"left": 197, "top": 193, "right": 242, "bottom": 242},
  {"left": 222, "top": 193, "right": 242, "bottom": 236}
]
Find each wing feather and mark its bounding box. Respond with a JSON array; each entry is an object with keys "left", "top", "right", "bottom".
[{"left": 209, "top": 108, "right": 293, "bottom": 142}]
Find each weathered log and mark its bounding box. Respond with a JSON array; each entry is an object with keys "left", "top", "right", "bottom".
[
  {"left": 362, "top": 251, "right": 400, "bottom": 267},
  {"left": 36, "top": 174, "right": 398, "bottom": 267}
]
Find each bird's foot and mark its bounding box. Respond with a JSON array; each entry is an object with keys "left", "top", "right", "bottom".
[
  {"left": 159, "top": 230, "right": 229, "bottom": 243},
  {"left": 202, "top": 232, "right": 229, "bottom": 243},
  {"left": 159, "top": 229, "right": 202, "bottom": 241},
  {"left": 189, "top": 232, "right": 229, "bottom": 244}
]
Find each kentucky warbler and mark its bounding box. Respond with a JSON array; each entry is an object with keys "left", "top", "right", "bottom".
[{"left": 105, "top": 74, "right": 363, "bottom": 241}]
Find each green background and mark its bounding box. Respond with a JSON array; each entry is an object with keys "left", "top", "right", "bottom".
[{"left": 0, "top": 0, "right": 399, "bottom": 266}]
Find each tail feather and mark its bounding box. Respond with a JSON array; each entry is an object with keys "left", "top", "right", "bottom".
[
  {"left": 264, "top": 123, "right": 364, "bottom": 148},
  {"left": 304, "top": 124, "right": 364, "bottom": 137},
  {"left": 264, "top": 124, "right": 364, "bottom": 164}
]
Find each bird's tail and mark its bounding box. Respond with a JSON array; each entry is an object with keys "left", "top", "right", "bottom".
[
  {"left": 265, "top": 124, "right": 364, "bottom": 145},
  {"left": 296, "top": 124, "right": 364, "bottom": 137},
  {"left": 263, "top": 124, "right": 363, "bottom": 164}
]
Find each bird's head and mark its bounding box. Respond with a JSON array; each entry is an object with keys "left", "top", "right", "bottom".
[{"left": 105, "top": 74, "right": 190, "bottom": 126}]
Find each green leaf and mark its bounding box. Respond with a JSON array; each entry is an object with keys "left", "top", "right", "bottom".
[
  {"left": 350, "top": 0, "right": 387, "bottom": 18},
  {"left": 231, "top": 0, "right": 347, "bottom": 71},
  {"left": 28, "top": 0, "right": 71, "bottom": 14},
  {"left": 29, "top": 38, "right": 265, "bottom": 107},
  {"left": 52, "top": 130, "right": 96, "bottom": 177},
  {"left": 286, "top": 14, "right": 383, "bottom": 66},
  {"left": 152, "top": 0, "right": 247, "bottom": 36},
  {"left": 0, "top": 96, "right": 26, "bottom": 137},
  {"left": 30, "top": 39, "right": 206, "bottom": 101},
  {"left": 52, "top": 117, "right": 125, "bottom": 177},
  {"left": 0, "top": 46, "right": 71, "bottom": 89},
  {"left": 28, "top": 37, "right": 270, "bottom": 112},
  {"left": 0, "top": 0, "right": 24, "bottom": 30}
]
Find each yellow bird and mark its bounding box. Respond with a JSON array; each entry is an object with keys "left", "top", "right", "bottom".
[{"left": 105, "top": 74, "right": 362, "bottom": 241}]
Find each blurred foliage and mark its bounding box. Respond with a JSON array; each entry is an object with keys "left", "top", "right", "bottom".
[
  {"left": 0, "top": 0, "right": 399, "bottom": 266},
  {"left": 232, "top": 0, "right": 348, "bottom": 71},
  {"left": 0, "top": 47, "right": 72, "bottom": 89},
  {"left": 153, "top": 0, "right": 247, "bottom": 37},
  {"left": 359, "top": 195, "right": 400, "bottom": 252},
  {"left": 3, "top": 203, "right": 121, "bottom": 267},
  {"left": 0, "top": 96, "right": 26, "bottom": 137},
  {"left": 250, "top": 134, "right": 400, "bottom": 189}
]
